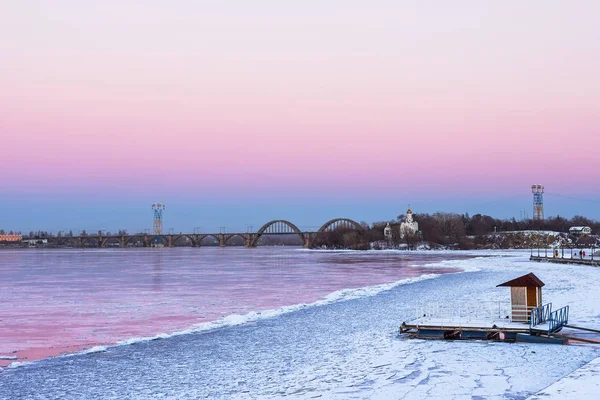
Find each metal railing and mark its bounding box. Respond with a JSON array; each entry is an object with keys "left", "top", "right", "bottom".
[
  {"left": 531, "top": 245, "right": 597, "bottom": 261},
  {"left": 412, "top": 302, "right": 535, "bottom": 326},
  {"left": 529, "top": 303, "right": 552, "bottom": 329},
  {"left": 549, "top": 306, "right": 569, "bottom": 334}
]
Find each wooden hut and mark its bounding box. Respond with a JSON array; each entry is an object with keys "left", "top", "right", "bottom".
[{"left": 497, "top": 273, "right": 544, "bottom": 322}]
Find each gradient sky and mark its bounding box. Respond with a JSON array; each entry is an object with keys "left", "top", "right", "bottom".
[{"left": 2, "top": 1, "right": 599, "bottom": 233}]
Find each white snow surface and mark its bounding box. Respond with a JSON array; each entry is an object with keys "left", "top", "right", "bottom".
[
  {"left": 307, "top": 251, "right": 600, "bottom": 400},
  {"left": 527, "top": 356, "right": 600, "bottom": 399},
  {"left": 281, "top": 250, "right": 600, "bottom": 400},
  {"left": 2, "top": 250, "right": 600, "bottom": 399}
]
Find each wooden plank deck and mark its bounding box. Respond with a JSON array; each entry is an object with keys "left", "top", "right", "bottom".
[
  {"left": 399, "top": 317, "right": 533, "bottom": 342},
  {"left": 401, "top": 317, "right": 531, "bottom": 332},
  {"left": 530, "top": 256, "right": 600, "bottom": 267}
]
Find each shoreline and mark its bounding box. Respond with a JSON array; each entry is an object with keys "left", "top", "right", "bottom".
[
  {"left": 1, "top": 257, "right": 461, "bottom": 369},
  {"left": 3, "top": 250, "right": 600, "bottom": 398}
]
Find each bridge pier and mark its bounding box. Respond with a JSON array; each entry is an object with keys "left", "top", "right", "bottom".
[
  {"left": 245, "top": 233, "right": 255, "bottom": 248},
  {"left": 304, "top": 232, "right": 313, "bottom": 248},
  {"left": 121, "top": 235, "right": 126, "bottom": 248},
  {"left": 168, "top": 235, "right": 173, "bottom": 248},
  {"left": 219, "top": 234, "right": 225, "bottom": 247},
  {"left": 143, "top": 235, "right": 150, "bottom": 248}
]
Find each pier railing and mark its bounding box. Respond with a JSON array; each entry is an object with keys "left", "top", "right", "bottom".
[
  {"left": 548, "top": 306, "right": 569, "bottom": 334},
  {"left": 530, "top": 246, "right": 599, "bottom": 266},
  {"left": 412, "top": 302, "right": 533, "bottom": 325},
  {"left": 529, "top": 303, "right": 552, "bottom": 329}
]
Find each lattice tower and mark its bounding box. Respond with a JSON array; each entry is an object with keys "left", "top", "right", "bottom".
[
  {"left": 531, "top": 185, "right": 544, "bottom": 221},
  {"left": 152, "top": 203, "right": 165, "bottom": 234}
]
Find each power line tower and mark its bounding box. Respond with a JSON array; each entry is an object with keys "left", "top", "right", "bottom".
[
  {"left": 531, "top": 185, "right": 544, "bottom": 221},
  {"left": 152, "top": 203, "right": 166, "bottom": 235}
]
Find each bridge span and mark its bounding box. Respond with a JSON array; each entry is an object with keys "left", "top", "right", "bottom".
[{"left": 48, "top": 218, "right": 364, "bottom": 248}]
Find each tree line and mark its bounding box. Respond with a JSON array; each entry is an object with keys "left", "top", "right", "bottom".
[{"left": 311, "top": 213, "right": 599, "bottom": 250}]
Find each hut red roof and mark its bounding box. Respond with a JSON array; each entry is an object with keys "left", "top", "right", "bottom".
[{"left": 496, "top": 273, "right": 544, "bottom": 288}]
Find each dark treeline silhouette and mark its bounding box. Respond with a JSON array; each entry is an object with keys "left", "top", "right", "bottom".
[{"left": 368, "top": 213, "right": 599, "bottom": 249}]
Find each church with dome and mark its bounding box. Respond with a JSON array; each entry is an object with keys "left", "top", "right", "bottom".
[{"left": 399, "top": 206, "right": 419, "bottom": 239}]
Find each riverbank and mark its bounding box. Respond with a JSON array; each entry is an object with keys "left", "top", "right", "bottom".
[
  {"left": 528, "top": 356, "right": 600, "bottom": 399},
  {"left": 2, "top": 249, "right": 599, "bottom": 398},
  {"left": 0, "top": 248, "right": 464, "bottom": 369}
]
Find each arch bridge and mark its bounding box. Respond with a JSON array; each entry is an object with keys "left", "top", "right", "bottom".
[{"left": 49, "top": 218, "right": 364, "bottom": 249}]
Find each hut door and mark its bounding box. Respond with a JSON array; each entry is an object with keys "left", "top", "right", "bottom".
[{"left": 526, "top": 286, "right": 537, "bottom": 310}]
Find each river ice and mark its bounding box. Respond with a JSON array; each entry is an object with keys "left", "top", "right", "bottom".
[{"left": 1, "top": 250, "right": 599, "bottom": 399}]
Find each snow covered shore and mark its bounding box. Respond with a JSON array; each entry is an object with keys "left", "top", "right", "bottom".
[
  {"left": 1, "top": 250, "right": 599, "bottom": 399},
  {"left": 528, "top": 356, "right": 600, "bottom": 399}
]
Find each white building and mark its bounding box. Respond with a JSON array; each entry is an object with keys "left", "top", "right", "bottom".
[
  {"left": 400, "top": 206, "right": 419, "bottom": 239},
  {"left": 569, "top": 226, "right": 592, "bottom": 236},
  {"left": 383, "top": 223, "right": 393, "bottom": 242}
]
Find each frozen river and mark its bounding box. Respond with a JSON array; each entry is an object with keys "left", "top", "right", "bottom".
[
  {"left": 1, "top": 249, "right": 599, "bottom": 399},
  {"left": 0, "top": 248, "right": 460, "bottom": 367}
]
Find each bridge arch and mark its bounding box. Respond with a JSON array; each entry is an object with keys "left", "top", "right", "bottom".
[
  {"left": 58, "top": 237, "right": 78, "bottom": 247},
  {"left": 311, "top": 218, "right": 364, "bottom": 246},
  {"left": 125, "top": 235, "right": 145, "bottom": 246},
  {"left": 171, "top": 235, "right": 194, "bottom": 247},
  {"left": 80, "top": 236, "right": 98, "bottom": 247},
  {"left": 224, "top": 234, "right": 248, "bottom": 246},
  {"left": 148, "top": 235, "right": 168, "bottom": 246},
  {"left": 102, "top": 237, "right": 122, "bottom": 248},
  {"left": 316, "top": 218, "right": 363, "bottom": 234},
  {"left": 198, "top": 234, "right": 221, "bottom": 245},
  {"left": 251, "top": 220, "right": 305, "bottom": 247}
]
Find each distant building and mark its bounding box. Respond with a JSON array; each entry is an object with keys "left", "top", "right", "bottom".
[
  {"left": 383, "top": 223, "right": 393, "bottom": 242},
  {"left": 400, "top": 206, "right": 419, "bottom": 239},
  {"left": 22, "top": 238, "right": 48, "bottom": 247},
  {"left": 0, "top": 234, "right": 22, "bottom": 243},
  {"left": 569, "top": 226, "right": 592, "bottom": 236}
]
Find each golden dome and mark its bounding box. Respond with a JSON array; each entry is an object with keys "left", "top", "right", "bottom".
[{"left": 407, "top": 209, "right": 412, "bottom": 214}]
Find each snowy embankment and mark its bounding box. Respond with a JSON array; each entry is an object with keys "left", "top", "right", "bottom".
[
  {"left": 418, "top": 250, "right": 600, "bottom": 400},
  {"left": 268, "top": 250, "right": 600, "bottom": 399},
  {"left": 527, "top": 356, "right": 600, "bottom": 399},
  {"left": 338, "top": 249, "right": 600, "bottom": 400}
]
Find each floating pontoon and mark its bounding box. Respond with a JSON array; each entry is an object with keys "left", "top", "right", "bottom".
[{"left": 399, "top": 273, "right": 570, "bottom": 344}]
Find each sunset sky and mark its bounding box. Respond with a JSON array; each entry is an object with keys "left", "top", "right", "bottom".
[{"left": 2, "top": 1, "right": 599, "bottom": 233}]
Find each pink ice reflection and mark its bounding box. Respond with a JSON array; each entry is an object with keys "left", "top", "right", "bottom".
[{"left": 0, "top": 248, "right": 463, "bottom": 367}]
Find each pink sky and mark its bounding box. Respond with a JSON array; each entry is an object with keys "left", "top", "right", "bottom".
[{"left": 1, "top": 1, "right": 599, "bottom": 230}]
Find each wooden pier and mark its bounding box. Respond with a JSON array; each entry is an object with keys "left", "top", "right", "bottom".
[
  {"left": 399, "top": 303, "right": 569, "bottom": 344},
  {"left": 530, "top": 255, "right": 600, "bottom": 267},
  {"left": 399, "top": 273, "right": 572, "bottom": 344}
]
